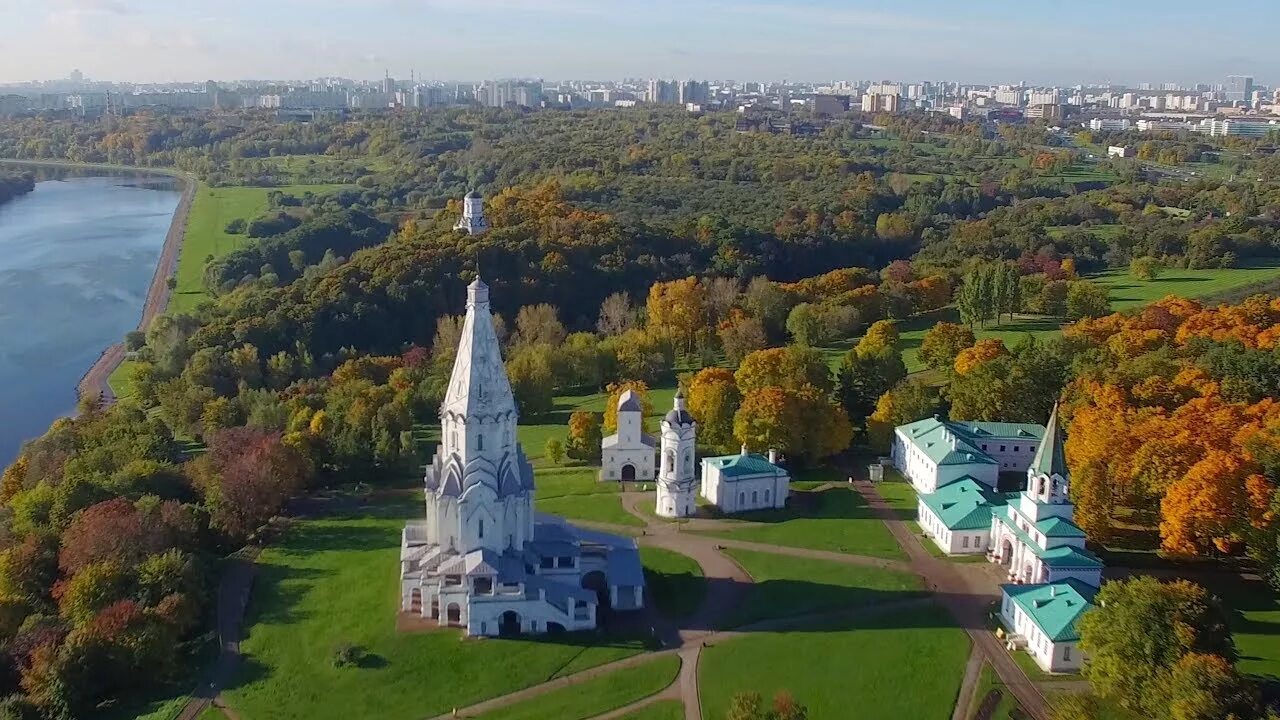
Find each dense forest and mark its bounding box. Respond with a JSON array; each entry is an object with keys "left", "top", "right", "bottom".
[{"left": 1, "top": 106, "right": 1280, "bottom": 717}]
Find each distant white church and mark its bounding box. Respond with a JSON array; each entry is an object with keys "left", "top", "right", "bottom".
[
  {"left": 601, "top": 390, "right": 655, "bottom": 482},
  {"left": 454, "top": 190, "right": 489, "bottom": 235},
  {"left": 894, "top": 406, "right": 1103, "bottom": 673},
  {"left": 400, "top": 277, "right": 644, "bottom": 636}
]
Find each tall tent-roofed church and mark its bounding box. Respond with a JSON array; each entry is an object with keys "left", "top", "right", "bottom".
[
  {"left": 400, "top": 275, "right": 644, "bottom": 636},
  {"left": 893, "top": 405, "right": 1104, "bottom": 673}
]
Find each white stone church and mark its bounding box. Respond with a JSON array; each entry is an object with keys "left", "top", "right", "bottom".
[
  {"left": 894, "top": 406, "right": 1103, "bottom": 673},
  {"left": 399, "top": 276, "right": 645, "bottom": 637}
]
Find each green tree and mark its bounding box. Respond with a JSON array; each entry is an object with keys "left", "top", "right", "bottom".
[
  {"left": 1078, "top": 577, "right": 1237, "bottom": 717},
  {"left": 1130, "top": 256, "right": 1162, "bottom": 281},
  {"left": 1066, "top": 280, "right": 1112, "bottom": 321},
  {"left": 785, "top": 303, "right": 829, "bottom": 346},
  {"left": 544, "top": 438, "right": 565, "bottom": 466}
]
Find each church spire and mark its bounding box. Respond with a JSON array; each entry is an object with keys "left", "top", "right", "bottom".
[
  {"left": 1031, "top": 402, "right": 1067, "bottom": 478},
  {"left": 442, "top": 275, "right": 515, "bottom": 418}
]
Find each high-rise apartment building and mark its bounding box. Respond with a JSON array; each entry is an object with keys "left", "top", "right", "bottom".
[{"left": 1226, "top": 75, "right": 1254, "bottom": 104}]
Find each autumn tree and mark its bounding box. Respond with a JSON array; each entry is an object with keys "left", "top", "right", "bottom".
[
  {"left": 190, "top": 428, "right": 310, "bottom": 542},
  {"left": 566, "top": 411, "right": 602, "bottom": 464},
  {"left": 687, "top": 368, "right": 741, "bottom": 452},
  {"left": 603, "top": 381, "right": 653, "bottom": 434},
  {"left": 734, "top": 386, "right": 852, "bottom": 463},
  {"left": 736, "top": 347, "right": 832, "bottom": 395},
  {"left": 1066, "top": 281, "right": 1111, "bottom": 321},
  {"left": 544, "top": 438, "right": 564, "bottom": 466},
  {"left": 718, "top": 311, "right": 770, "bottom": 365},
  {"left": 1130, "top": 256, "right": 1162, "bottom": 282},
  {"left": 919, "top": 322, "right": 976, "bottom": 373},
  {"left": 647, "top": 277, "right": 707, "bottom": 355},
  {"left": 512, "top": 304, "right": 567, "bottom": 347},
  {"left": 597, "top": 291, "right": 638, "bottom": 336},
  {"left": 866, "top": 380, "right": 939, "bottom": 452},
  {"left": 835, "top": 321, "right": 907, "bottom": 432}
]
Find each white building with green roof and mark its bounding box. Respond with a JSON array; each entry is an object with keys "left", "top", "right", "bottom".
[
  {"left": 891, "top": 416, "right": 1045, "bottom": 494},
  {"left": 902, "top": 404, "right": 1105, "bottom": 673},
  {"left": 701, "top": 448, "right": 790, "bottom": 513},
  {"left": 999, "top": 579, "right": 1096, "bottom": 673}
]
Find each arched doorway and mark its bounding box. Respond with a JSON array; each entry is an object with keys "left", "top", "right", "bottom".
[
  {"left": 582, "top": 570, "right": 610, "bottom": 611},
  {"left": 409, "top": 588, "right": 422, "bottom": 613},
  {"left": 446, "top": 603, "right": 462, "bottom": 626},
  {"left": 546, "top": 621, "right": 566, "bottom": 635},
  {"left": 621, "top": 464, "right": 636, "bottom": 482},
  {"left": 430, "top": 598, "right": 440, "bottom": 620},
  {"left": 499, "top": 610, "right": 521, "bottom": 637},
  {"left": 999, "top": 539, "right": 1014, "bottom": 566}
]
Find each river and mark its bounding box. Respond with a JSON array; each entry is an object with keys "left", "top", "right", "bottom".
[{"left": 0, "top": 167, "right": 180, "bottom": 465}]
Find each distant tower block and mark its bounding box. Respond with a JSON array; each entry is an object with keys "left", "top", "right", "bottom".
[
  {"left": 454, "top": 190, "right": 489, "bottom": 235},
  {"left": 656, "top": 391, "right": 697, "bottom": 518}
]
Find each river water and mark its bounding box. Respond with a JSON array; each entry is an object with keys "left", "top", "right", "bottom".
[{"left": 0, "top": 167, "right": 180, "bottom": 465}]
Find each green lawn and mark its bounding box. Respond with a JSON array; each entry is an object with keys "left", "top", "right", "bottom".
[
  {"left": 108, "top": 359, "right": 141, "bottom": 399},
  {"left": 640, "top": 547, "right": 706, "bottom": 620},
  {"left": 474, "top": 655, "right": 679, "bottom": 720},
  {"left": 699, "top": 604, "right": 970, "bottom": 720},
  {"left": 221, "top": 496, "right": 650, "bottom": 720},
  {"left": 1212, "top": 578, "right": 1280, "bottom": 682},
  {"left": 1010, "top": 648, "right": 1053, "bottom": 682},
  {"left": 536, "top": 494, "right": 644, "bottom": 528},
  {"left": 617, "top": 699, "right": 684, "bottom": 720},
  {"left": 171, "top": 183, "right": 346, "bottom": 314},
  {"left": 1090, "top": 260, "right": 1280, "bottom": 311},
  {"left": 876, "top": 476, "right": 918, "bottom": 522},
  {"left": 965, "top": 663, "right": 1024, "bottom": 720},
  {"left": 696, "top": 485, "right": 907, "bottom": 561},
  {"left": 721, "top": 548, "right": 924, "bottom": 627}
]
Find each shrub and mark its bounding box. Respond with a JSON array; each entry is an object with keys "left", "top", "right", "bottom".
[
  {"left": 224, "top": 218, "right": 247, "bottom": 234},
  {"left": 332, "top": 642, "right": 363, "bottom": 668}
]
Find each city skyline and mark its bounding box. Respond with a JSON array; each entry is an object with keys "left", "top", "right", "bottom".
[{"left": 1, "top": 0, "right": 1277, "bottom": 86}]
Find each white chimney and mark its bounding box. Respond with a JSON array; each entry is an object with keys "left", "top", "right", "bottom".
[
  {"left": 768, "top": 449, "right": 778, "bottom": 465},
  {"left": 740, "top": 443, "right": 748, "bottom": 456}
]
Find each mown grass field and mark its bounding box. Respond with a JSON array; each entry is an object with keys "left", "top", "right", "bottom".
[
  {"left": 699, "top": 604, "right": 969, "bottom": 720},
  {"left": 722, "top": 547, "right": 924, "bottom": 627},
  {"left": 1091, "top": 259, "right": 1280, "bottom": 311},
  {"left": 531, "top": 467, "right": 641, "bottom": 528},
  {"left": 695, "top": 486, "right": 907, "bottom": 561},
  {"left": 473, "top": 655, "right": 679, "bottom": 720},
  {"left": 640, "top": 547, "right": 706, "bottom": 619},
  {"left": 221, "top": 495, "right": 651, "bottom": 720},
  {"left": 171, "top": 183, "right": 346, "bottom": 313}
]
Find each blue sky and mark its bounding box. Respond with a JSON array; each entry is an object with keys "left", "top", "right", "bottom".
[{"left": 1, "top": 0, "right": 1276, "bottom": 85}]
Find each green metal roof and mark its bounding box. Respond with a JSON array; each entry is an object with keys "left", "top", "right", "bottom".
[
  {"left": 897, "top": 417, "right": 1045, "bottom": 467},
  {"left": 1031, "top": 404, "right": 1068, "bottom": 478},
  {"left": 918, "top": 478, "right": 1007, "bottom": 530},
  {"left": 1002, "top": 579, "right": 1098, "bottom": 642},
  {"left": 1035, "top": 516, "right": 1087, "bottom": 538},
  {"left": 704, "top": 453, "right": 786, "bottom": 479}
]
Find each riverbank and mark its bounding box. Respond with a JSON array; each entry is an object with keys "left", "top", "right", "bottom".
[
  {"left": 0, "top": 159, "right": 197, "bottom": 406},
  {"left": 80, "top": 170, "right": 196, "bottom": 405},
  {"left": 0, "top": 169, "right": 35, "bottom": 208}
]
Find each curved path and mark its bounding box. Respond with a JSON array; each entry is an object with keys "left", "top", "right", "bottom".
[{"left": 430, "top": 488, "right": 950, "bottom": 720}]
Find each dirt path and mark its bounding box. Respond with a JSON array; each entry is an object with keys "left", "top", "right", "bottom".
[
  {"left": 175, "top": 550, "right": 259, "bottom": 720},
  {"left": 950, "top": 649, "right": 985, "bottom": 720}
]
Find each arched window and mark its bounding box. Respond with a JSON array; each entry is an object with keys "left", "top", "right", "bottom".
[
  {"left": 479, "top": 519, "right": 485, "bottom": 539},
  {"left": 477, "top": 434, "right": 485, "bottom": 451},
  {"left": 751, "top": 490, "right": 758, "bottom": 505},
  {"left": 764, "top": 489, "right": 770, "bottom": 503},
  {"left": 684, "top": 451, "right": 693, "bottom": 473},
  {"left": 665, "top": 450, "right": 675, "bottom": 474}
]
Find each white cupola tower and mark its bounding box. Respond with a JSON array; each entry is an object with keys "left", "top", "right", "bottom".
[
  {"left": 454, "top": 190, "right": 489, "bottom": 235},
  {"left": 656, "top": 391, "right": 697, "bottom": 518}
]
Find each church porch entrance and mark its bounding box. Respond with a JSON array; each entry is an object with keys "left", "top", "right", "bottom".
[
  {"left": 621, "top": 464, "right": 636, "bottom": 482},
  {"left": 499, "top": 610, "right": 521, "bottom": 637}
]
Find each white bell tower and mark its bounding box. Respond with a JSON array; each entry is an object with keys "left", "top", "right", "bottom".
[
  {"left": 455, "top": 190, "right": 489, "bottom": 235},
  {"left": 656, "top": 391, "right": 697, "bottom": 518}
]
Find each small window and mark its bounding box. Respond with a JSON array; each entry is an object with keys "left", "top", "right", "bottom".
[
  {"left": 1063, "top": 645, "right": 1072, "bottom": 661},
  {"left": 477, "top": 434, "right": 485, "bottom": 451},
  {"left": 1014, "top": 446, "right": 1019, "bottom": 452},
  {"left": 751, "top": 490, "right": 758, "bottom": 504},
  {"left": 479, "top": 519, "right": 484, "bottom": 539},
  {"left": 982, "top": 444, "right": 987, "bottom": 451},
  {"left": 962, "top": 536, "right": 970, "bottom": 548},
  {"left": 1000, "top": 445, "right": 1006, "bottom": 452}
]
